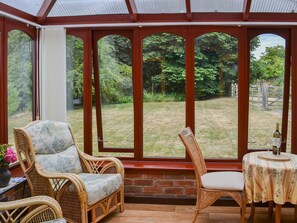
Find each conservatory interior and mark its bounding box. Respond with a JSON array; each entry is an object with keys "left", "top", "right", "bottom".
[{"left": 1, "top": 0, "right": 297, "bottom": 222}]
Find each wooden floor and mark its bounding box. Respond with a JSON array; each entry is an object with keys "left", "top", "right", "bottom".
[{"left": 101, "top": 203, "right": 296, "bottom": 223}]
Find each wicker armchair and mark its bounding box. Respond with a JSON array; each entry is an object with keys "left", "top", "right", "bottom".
[
  {"left": 179, "top": 127, "right": 246, "bottom": 223},
  {"left": 14, "top": 120, "right": 125, "bottom": 223},
  {"left": 0, "top": 196, "right": 66, "bottom": 223}
]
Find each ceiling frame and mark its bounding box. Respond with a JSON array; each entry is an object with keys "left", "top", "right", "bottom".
[
  {"left": 37, "top": 0, "right": 56, "bottom": 24},
  {"left": 125, "top": 0, "right": 138, "bottom": 22}
]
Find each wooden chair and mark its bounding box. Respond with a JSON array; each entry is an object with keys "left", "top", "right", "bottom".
[
  {"left": 178, "top": 127, "right": 246, "bottom": 223},
  {"left": 0, "top": 196, "right": 66, "bottom": 223},
  {"left": 14, "top": 120, "right": 125, "bottom": 223}
]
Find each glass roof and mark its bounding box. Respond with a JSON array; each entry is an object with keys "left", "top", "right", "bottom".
[
  {"left": 191, "top": 0, "right": 244, "bottom": 12},
  {"left": 251, "top": 0, "right": 297, "bottom": 13},
  {"left": 1, "top": 0, "right": 297, "bottom": 24},
  {"left": 134, "top": 0, "right": 186, "bottom": 14},
  {"left": 48, "top": 0, "right": 129, "bottom": 17},
  {"left": 0, "top": 0, "right": 44, "bottom": 16}
]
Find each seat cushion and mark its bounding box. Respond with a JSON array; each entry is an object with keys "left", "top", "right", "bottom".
[
  {"left": 78, "top": 173, "right": 122, "bottom": 205},
  {"left": 201, "top": 171, "right": 244, "bottom": 191},
  {"left": 42, "top": 218, "right": 67, "bottom": 223}
]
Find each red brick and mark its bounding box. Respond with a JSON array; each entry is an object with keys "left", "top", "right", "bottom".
[
  {"left": 144, "top": 174, "right": 164, "bottom": 179},
  {"left": 154, "top": 180, "right": 174, "bottom": 187},
  {"left": 173, "top": 180, "right": 195, "bottom": 187},
  {"left": 164, "top": 187, "right": 185, "bottom": 195},
  {"left": 124, "top": 178, "right": 134, "bottom": 185},
  {"left": 143, "top": 186, "right": 163, "bottom": 194},
  {"left": 184, "top": 174, "right": 196, "bottom": 180},
  {"left": 124, "top": 186, "right": 143, "bottom": 194},
  {"left": 134, "top": 179, "right": 153, "bottom": 186},
  {"left": 125, "top": 173, "right": 144, "bottom": 179},
  {"left": 185, "top": 187, "right": 197, "bottom": 196},
  {"left": 164, "top": 174, "right": 185, "bottom": 180}
]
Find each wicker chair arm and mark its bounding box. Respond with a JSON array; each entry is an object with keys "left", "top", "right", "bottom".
[
  {"left": 79, "top": 151, "right": 124, "bottom": 175},
  {"left": 0, "top": 196, "right": 63, "bottom": 223},
  {"left": 35, "top": 163, "right": 85, "bottom": 190}
]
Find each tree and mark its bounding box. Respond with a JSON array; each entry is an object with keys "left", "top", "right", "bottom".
[
  {"left": 250, "top": 45, "right": 285, "bottom": 85},
  {"left": 7, "top": 30, "right": 32, "bottom": 115}
]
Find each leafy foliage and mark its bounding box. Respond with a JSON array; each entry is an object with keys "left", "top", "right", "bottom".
[{"left": 8, "top": 30, "right": 32, "bottom": 115}]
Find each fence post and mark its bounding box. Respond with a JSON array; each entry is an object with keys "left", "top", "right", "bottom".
[{"left": 262, "top": 82, "right": 269, "bottom": 111}]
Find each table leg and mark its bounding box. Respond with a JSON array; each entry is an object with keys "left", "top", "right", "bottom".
[
  {"left": 295, "top": 205, "right": 297, "bottom": 222},
  {"left": 248, "top": 202, "right": 255, "bottom": 223},
  {"left": 275, "top": 204, "right": 281, "bottom": 223}
]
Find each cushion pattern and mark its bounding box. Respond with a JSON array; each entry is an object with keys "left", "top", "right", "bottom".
[
  {"left": 42, "top": 218, "right": 67, "bottom": 223},
  {"left": 78, "top": 173, "right": 122, "bottom": 205},
  {"left": 201, "top": 171, "right": 244, "bottom": 191},
  {"left": 36, "top": 145, "right": 83, "bottom": 173},
  {"left": 25, "top": 120, "right": 73, "bottom": 154}
]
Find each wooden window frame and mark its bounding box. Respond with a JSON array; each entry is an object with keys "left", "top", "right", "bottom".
[
  {"left": 0, "top": 17, "right": 37, "bottom": 144},
  {"left": 66, "top": 26, "right": 295, "bottom": 163}
]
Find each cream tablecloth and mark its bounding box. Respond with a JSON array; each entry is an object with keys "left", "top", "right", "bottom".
[{"left": 243, "top": 152, "right": 297, "bottom": 205}]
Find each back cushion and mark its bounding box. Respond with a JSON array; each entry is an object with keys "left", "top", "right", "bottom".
[
  {"left": 36, "top": 145, "right": 83, "bottom": 173},
  {"left": 26, "top": 120, "right": 74, "bottom": 154},
  {"left": 26, "top": 120, "right": 83, "bottom": 173}
]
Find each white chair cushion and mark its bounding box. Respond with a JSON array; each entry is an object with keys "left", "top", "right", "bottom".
[
  {"left": 201, "top": 171, "right": 244, "bottom": 191},
  {"left": 78, "top": 173, "right": 122, "bottom": 205}
]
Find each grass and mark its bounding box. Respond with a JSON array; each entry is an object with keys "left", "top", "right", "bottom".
[{"left": 8, "top": 97, "right": 291, "bottom": 159}]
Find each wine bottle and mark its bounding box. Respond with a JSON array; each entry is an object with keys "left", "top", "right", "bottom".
[{"left": 272, "top": 123, "right": 281, "bottom": 155}]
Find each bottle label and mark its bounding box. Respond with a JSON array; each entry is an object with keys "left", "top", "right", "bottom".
[{"left": 272, "top": 137, "right": 281, "bottom": 148}]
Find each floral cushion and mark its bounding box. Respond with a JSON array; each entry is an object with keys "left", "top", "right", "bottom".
[
  {"left": 77, "top": 173, "right": 122, "bottom": 205},
  {"left": 25, "top": 120, "right": 74, "bottom": 154},
  {"left": 36, "top": 145, "right": 83, "bottom": 174},
  {"left": 42, "top": 218, "right": 67, "bottom": 223}
]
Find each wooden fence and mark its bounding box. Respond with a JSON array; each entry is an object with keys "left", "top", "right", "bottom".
[{"left": 231, "top": 82, "right": 283, "bottom": 111}]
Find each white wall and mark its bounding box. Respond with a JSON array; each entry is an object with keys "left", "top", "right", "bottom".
[{"left": 40, "top": 28, "right": 67, "bottom": 122}]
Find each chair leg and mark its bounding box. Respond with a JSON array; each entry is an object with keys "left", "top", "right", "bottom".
[{"left": 192, "top": 208, "right": 199, "bottom": 223}]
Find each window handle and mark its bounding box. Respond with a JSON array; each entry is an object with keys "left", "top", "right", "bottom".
[{"left": 98, "top": 137, "right": 108, "bottom": 142}]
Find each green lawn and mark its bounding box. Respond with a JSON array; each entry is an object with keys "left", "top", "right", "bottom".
[{"left": 8, "top": 97, "right": 291, "bottom": 158}]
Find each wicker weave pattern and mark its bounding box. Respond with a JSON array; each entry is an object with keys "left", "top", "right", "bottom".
[
  {"left": 14, "top": 120, "right": 125, "bottom": 223},
  {"left": 179, "top": 127, "right": 246, "bottom": 223},
  {"left": 0, "top": 196, "right": 65, "bottom": 223}
]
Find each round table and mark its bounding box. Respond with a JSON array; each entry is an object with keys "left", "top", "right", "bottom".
[{"left": 243, "top": 151, "right": 297, "bottom": 223}]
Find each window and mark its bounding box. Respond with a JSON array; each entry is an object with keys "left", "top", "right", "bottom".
[
  {"left": 248, "top": 33, "right": 286, "bottom": 150},
  {"left": 7, "top": 30, "right": 33, "bottom": 143},
  {"left": 66, "top": 35, "right": 84, "bottom": 149},
  {"left": 93, "top": 34, "right": 133, "bottom": 157},
  {"left": 195, "top": 32, "right": 238, "bottom": 159},
  {"left": 142, "top": 32, "right": 186, "bottom": 158}
]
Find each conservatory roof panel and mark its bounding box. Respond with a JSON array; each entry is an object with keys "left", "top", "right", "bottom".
[
  {"left": 48, "top": 0, "right": 129, "bottom": 17},
  {"left": 0, "top": 0, "right": 45, "bottom": 16},
  {"left": 191, "top": 0, "right": 244, "bottom": 13},
  {"left": 134, "top": 0, "right": 186, "bottom": 14},
  {"left": 251, "top": 0, "right": 297, "bottom": 13}
]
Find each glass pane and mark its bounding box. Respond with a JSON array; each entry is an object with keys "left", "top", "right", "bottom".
[
  {"left": 191, "top": 0, "right": 244, "bottom": 12},
  {"left": 195, "top": 32, "right": 238, "bottom": 159},
  {"left": 135, "top": 0, "right": 186, "bottom": 13},
  {"left": 8, "top": 30, "right": 33, "bottom": 143},
  {"left": 249, "top": 34, "right": 285, "bottom": 150},
  {"left": 251, "top": 0, "right": 297, "bottom": 13},
  {"left": 143, "top": 33, "right": 185, "bottom": 158},
  {"left": 66, "top": 35, "right": 84, "bottom": 150},
  {"left": 1, "top": 0, "right": 44, "bottom": 16},
  {"left": 49, "top": 0, "right": 128, "bottom": 17},
  {"left": 97, "top": 35, "right": 133, "bottom": 150}
]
